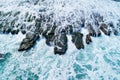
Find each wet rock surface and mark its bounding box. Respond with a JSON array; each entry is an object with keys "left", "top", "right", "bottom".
[
  {"left": 3, "top": 27, "right": 12, "bottom": 34},
  {"left": 0, "top": 11, "right": 120, "bottom": 55},
  {"left": 86, "top": 34, "right": 92, "bottom": 44},
  {"left": 21, "top": 30, "right": 26, "bottom": 34},
  {"left": 72, "top": 32, "right": 84, "bottom": 49},
  {"left": 87, "top": 23, "right": 101, "bottom": 37},
  {"left": 44, "top": 25, "right": 57, "bottom": 46},
  {"left": 18, "top": 32, "right": 39, "bottom": 51},
  {"left": 54, "top": 31, "right": 68, "bottom": 55},
  {"left": 11, "top": 29, "right": 19, "bottom": 35},
  {"left": 100, "top": 23, "right": 111, "bottom": 36},
  {"left": 65, "top": 25, "right": 73, "bottom": 34}
]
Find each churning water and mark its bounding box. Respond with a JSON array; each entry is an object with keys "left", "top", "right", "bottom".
[{"left": 0, "top": 0, "right": 120, "bottom": 80}]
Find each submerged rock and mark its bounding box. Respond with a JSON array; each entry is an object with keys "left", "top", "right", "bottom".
[
  {"left": 54, "top": 31, "right": 68, "bottom": 55},
  {"left": 72, "top": 32, "right": 84, "bottom": 49},
  {"left": 18, "top": 32, "right": 39, "bottom": 51},
  {"left": 0, "top": 53, "right": 4, "bottom": 59},
  {"left": 0, "top": 52, "right": 11, "bottom": 61},
  {"left": 113, "top": 29, "right": 118, "bottom": 35}
]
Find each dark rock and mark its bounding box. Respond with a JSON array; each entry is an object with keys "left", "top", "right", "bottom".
[
  {"left": 91, "top": 12, "right": 104, "bottom": 22},
  {"left": 6, "top": 28, "right": 12, "bottom": 33},
  {"left": 108, "top": 22, "right": 118, "bottom": 35},
  {"left": 42, "top": 29, "right": 48, "bottom": 37},
  {"left": 42, "top": 23, "right": 57, "bottom": 37},
  {"left": 113, "top": 29, "right": 118, "bottom": 35},
  {"left": 100, "top": 23, "right": 111, "bottom": 36},
  {"left": 65, "top": 25, "right": 73, "bottom": 34},
  {"left": 3, "top": 27, "right": 11, "bottom": 34},
  {"left": 11, "top": 30, "right": 16, "bottom": 34},
  {"left": 35, "top": 18, "right": 41, "bottom": 28},
  {"left": 16, "top": 29, "right": 19, "bottom": 34},
  {"left": 26, "top": 32, "right": 39, "bottom": 40},
  {"left": 42, "top": 27, "right": 51, "bottom": 37},
  {"left": 86, "top": 34, "right": 92, "bottom": 44},
  {"left": 54, "top": 32, "right": 68, "bottom": 55},
  {"left": 97, "top": 30, "right": 101, "bottom": 36},
  {"left": 44, "top": 25, "right": 57, "bottom": 46},
  {"left": 87, "top": 23, "right": 96, "bottom": 37},
  {"left": 18, "top": 32, "right": 39, "bottom": 51},
  {"left": 11, "top": 29, "right": 19, "bottom": 35},
  {"left": 72, "top": 32, "right": 84, "bottom": 49},
  {"left": 21, "top": 30, "right": 26, "bottom": 34},
  {"left": 94, "top": 20, "right": 99, "bottom": 27},
  {"left": 38, "top": 27, "right": 43, "bottom": 34},
  {"left": 81, "top": 18, "right": 85, "bottom": 27},
  {"left": 87, "top": 23, "right": 101, "bottom": 37},
  {"left": 35, "top": 18, "right": 42, "bottom": 34},
  {"left": 27, "top": 32, "right": 39, "bottom": 41},
  {"left": 0, "top": 53, "right": 4, "bottom": 58},
  {"left": 108, "top": 22, "right": 114, "bottom": 28},
  {"left": 18, "top": 38, "right": 35, "bottom": 51},
  {"left": 45, "top": 32, "right": 55, "bottom": 46}
]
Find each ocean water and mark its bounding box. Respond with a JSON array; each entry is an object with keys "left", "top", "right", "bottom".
[{"left": 0, "top": 0, "right": 120, "bottom": 80}]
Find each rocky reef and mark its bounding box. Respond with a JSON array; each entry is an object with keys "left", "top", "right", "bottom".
[
  {"left": 0, "top": 0, "right": 120, "bottom": 55},
  {"left": 0, "top": 11, "right": 120, "bottom": 55}
]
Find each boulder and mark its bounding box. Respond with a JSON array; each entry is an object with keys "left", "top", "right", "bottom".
[
  {"left": 54, "top": 31, "right": 68, "bottom": 55},
  {"left": 18, "top": 32, "right": 39, "bottom": 51},
  {"left": 44, "top": 25, "right": 57, "bottom": 46},
  {"left": 72, "top": 32, "right": 84, "bottom": 49},
  {"left": 86, "top": 34, "right": 92, "bottom": 44}
]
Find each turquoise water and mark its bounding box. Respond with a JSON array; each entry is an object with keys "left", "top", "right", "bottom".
[{"left": 0, "top": 33, "right": 120, "bottom": 80}]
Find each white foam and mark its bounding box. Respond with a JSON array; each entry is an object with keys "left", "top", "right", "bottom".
[{"left": 0, "top": 0, "right": 120, "bottom": 80}]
